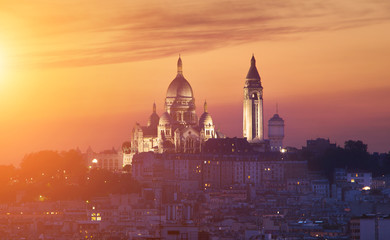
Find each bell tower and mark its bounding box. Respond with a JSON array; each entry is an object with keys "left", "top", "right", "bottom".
[{"left": 243, "top": 55, "right": 264, "bottom": 142}]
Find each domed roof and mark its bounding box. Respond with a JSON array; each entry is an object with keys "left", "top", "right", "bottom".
[
  {"left": 200, "top": 112, "right": 213, "bottom": 126},
  {"left": 166, "top": 57, "right": 193, "bottom": 98},
  {"left": 148, "top": 112, "right": 159, "bottom": 126},
  {"left": 147, "top": 103, "right": 159, "bottom": 127},
  {"left": 199, "top": 101, "right": 213, "bottom": 126},
  {"left": 269, "top": 113, "right": 284, "bottom": 122},
  {"left": 159, "top": 112, "right": 173, "bottom": 125}
]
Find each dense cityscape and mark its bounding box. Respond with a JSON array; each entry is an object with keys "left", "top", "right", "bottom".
[{"left": 0, "top": 56, "right": 389, "bottom": 240}]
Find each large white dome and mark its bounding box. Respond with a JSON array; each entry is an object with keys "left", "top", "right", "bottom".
[
  {"left": 166, "top": 57, "right": 193, "bottom": 98},
  {"left": 166, "top": 74, "right": 193, "bottom": 98}
]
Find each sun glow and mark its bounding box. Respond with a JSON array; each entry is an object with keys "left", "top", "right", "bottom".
[
  {"left": 0, "top": 45, "right": 10, "bottom": 83},
  {"left": 0, "top": 52, "right": 5, "bottom": 78}
]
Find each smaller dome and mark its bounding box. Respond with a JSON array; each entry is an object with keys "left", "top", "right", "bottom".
[
  {"left": 269, "top": 114, "right": 284, "bottom": 122},
  {"left": 147, "top": 103, "right": 159, "bottom": 127},
  {"left": 159, "top": 112, "right": 173, "bottom": 125},
  {"left": 148, "top": 112, "right": 159, "bottom": 127},
  {"left": 199, "top": 112, "right": 213, "bottom": 127},
  {"left": 199, "top": 101, "right": 213, "bottom": 127}
]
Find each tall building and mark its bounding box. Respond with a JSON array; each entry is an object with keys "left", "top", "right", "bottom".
[
  {"left": 243, "top": 55, "right": 264, "bottom": 143},
  {"left": 268, "top": 106, "right": 285, "bottom": 151}
]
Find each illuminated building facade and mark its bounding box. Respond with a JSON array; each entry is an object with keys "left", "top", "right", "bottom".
[
  {"left": 243, "top": 55, "right": 264, "bottom": 143},
  {"left": 85, "top": 147, "right": 123, "bottom": 171},
  {"left": 129, "top": 57, "right": 221, "bottom": 161}
]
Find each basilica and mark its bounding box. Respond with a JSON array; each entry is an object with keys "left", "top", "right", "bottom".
[
  {"left": 129, "top": 57, "right": 222, "bottom": 160},
  {"left": 124, "top": 55, "right": 285, "bottom": 166}
]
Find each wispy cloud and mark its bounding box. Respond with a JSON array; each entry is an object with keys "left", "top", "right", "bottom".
[{"left": 4, "top": 0, "right": 390, "bottom": 68}]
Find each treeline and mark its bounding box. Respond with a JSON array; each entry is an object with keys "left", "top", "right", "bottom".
[
  {"left": 305, "top": 140, "right": 390, "bottom": 181},
  {"left": 0, "top": 150, "right": 140, "bottom": 203}
]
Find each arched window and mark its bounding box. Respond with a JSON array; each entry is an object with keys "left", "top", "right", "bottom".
[{"left": 185, "top": 137, "right": 196, "bottom": 153}]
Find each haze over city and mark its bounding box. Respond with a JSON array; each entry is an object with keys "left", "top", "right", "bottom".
[{"left": 1, "top": 0, "right": 390, "bottom": 165}]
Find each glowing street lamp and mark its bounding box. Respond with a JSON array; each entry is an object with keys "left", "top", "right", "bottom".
[{"left": 90, "top": 159, "right": 98, "bottom": 169}]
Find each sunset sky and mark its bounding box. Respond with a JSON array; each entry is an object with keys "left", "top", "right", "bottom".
[{"left": 0, "top": 0, "right": 390, "bottom": 165}]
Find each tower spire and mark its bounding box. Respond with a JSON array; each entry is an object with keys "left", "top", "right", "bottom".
[
  {"left": 153, "top": 102, "right": 156, "bottom": 113},
  {"left": 204, "top": 100, "right": 208, "bottom": 113},
  {"left": 246, "top": 54, "right": 261, "bottom": 80},
  {"left": 177, "top": 55, "right": 183, "bottom": 75}
]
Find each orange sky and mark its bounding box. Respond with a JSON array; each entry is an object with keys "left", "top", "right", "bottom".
[{"left": 1, "top": 0, "right": 390, "bottom": 165}]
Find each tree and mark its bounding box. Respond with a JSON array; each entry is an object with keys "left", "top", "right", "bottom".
[
  {"left": 344, "top": 140, "right": 370, "bottom": 170},
  {"left": 20, "top": 151, "right": 62, "bottom": 178},
  {"left": 344, "top": 140, "right": 368, "bottom": 153}
]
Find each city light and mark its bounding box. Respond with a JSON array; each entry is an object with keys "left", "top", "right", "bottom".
[{"left": 39, "top": 195, "right": 46, "bottom": 201}]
